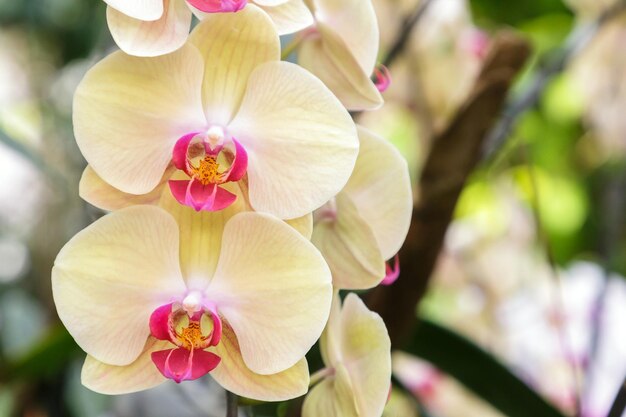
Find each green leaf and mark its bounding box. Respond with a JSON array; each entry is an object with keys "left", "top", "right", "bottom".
[
  {"left": 0, "top": 325, "right": 81, "bottom": 382},
  {"left": 405, "top": 319, "right": 566, "bottom": 417}
]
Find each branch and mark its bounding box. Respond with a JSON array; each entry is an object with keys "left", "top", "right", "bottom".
[
  {"left": 366, "top": 32, "right": 531, "bottom": 346},
  {"left": 482, "top": 0, "right": 626, "bottom": 160}
]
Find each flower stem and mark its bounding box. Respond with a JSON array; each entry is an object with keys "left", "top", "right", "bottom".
[{"left": 226, "top": 390, "right": 238, "bottom": 417}]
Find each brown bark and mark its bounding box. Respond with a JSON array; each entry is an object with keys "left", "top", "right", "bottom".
[{"left": 366, "top": 32, "right": 532, "bottom": 347}]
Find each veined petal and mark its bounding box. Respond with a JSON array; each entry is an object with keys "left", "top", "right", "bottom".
[
  {"left": 73, "top": 43, "right": 206, "bottom": 195},
  {"left": 311, "top": 0, "right": 379, "bottom": 73},
  {"left": 229, "top": 61, "right": 359, "bottom": 219},
  {"left": 344, "top": 127, "right": 412, "bottom": 260},
  {"left": 211, "top": 323, "right": 309, "bottom": 401},
  {"left": 319, "top": 291, "right": 342, "bottom": 367},
  {"left": 158, "top": 182, "right": 247, "bottom": 289},
  {"left": 104, "top": 0, "right": 164, "bottom": 21},
  {"left": 79, "top": 165, "right": 172, "bottom": 211},
  {"left": 81, "top": 338, "right": 170, "bottom": 395},
  {"left": 208, "top": 212, "right": 332, "bottom": 375},
  {"left": 253, "top": 0, "right": 288, "bottom": 5},
  {"left": 106, "top": 0, "right": 192, "bottom": 57},
  {"left": 302, "top": 363, "right": 359, "bottom": 417},
  {"left": 256, "top": 0, "right": 314, "bottom": 35},
  {"left": 286, "top": 212, "right": 313, "bottom": 239},
  {"left": 52, "top": 206, "right": 187, "bottom": 366},
  {"left": 312, "top": 193, "right": 385, "bottom": 290},
  {"left": 338, "top": 294, "right": 391, "bottom": 417},
  {"left": 188, "top": 5, "right": 280, "bottom": 126},
  {"left": 299, "top": 24, "right": 383, "bottom": 111}
]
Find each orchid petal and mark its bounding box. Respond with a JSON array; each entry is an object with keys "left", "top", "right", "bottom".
[
  {"left": 188, "top": 5, "right": 280, "bottom": 126},
  {"left": 286, "top": 212, "right": 313, "bottom": 239},
  {"left": 74, "top": 44, "right": 206, "bottom": 195},
  {"left": 52, "top": 206, "right": 187, "bottom": 366},
  {"left": 253, "top": 0, "right": 288, "bottom": 5},
  {"left": 152, "top": 347, "right": 221, "bottom": 382},
  {"left": 158, "top": 183, "right": 247, "bottom": 289},
  {"left": 104, "top": 0, "right": 163, "bottom": 21},
  {"left": 319, "top": 291, "right": 342, "bottom": 367},
  {"left": 344, "top": 127, "right": 412, "bottom": 260},
  {"left": 82, "top": 338, "right": 170, "bottom": 395},
  {"left": 256, "top": 0, "right": 314, "bottom": 35},
  {"left": 208, "top": 212, "right": 332, "bottom": 375},
  {"left": 311, "top": 0, "right": 379, "bottom": 73},
  {"left": 106, "top": 0, "right": 191, "bottom": 57},
  {"left": 211, "top": 323, "right": 309, "bottom": 401},
  {"left": 79, "top": 165, "right": 171, "bottom": 211},
  {"left": 302, "top": 363, "right": 359, "bottom": 417},
  {"left": 149, "top": 303, "right": 175, "bottom": 341},
  {"left": 312, "top": 193, "right": 385, "bottom": 290},
  {"left": 298, "top": 23, "right": 383, "bottom": 111},
  {"left": 229, "top": 61, "right": 359, "bottom": 219},
  {"left": 338, "top": 294, "right": 391, "bottom": 417}
]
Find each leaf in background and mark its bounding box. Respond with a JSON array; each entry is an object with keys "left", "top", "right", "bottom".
[
  {"left": 404, "top": 319, "right": 567, "bottom": 417},
  {"left": 0, "top": 324, "right": 81, "bottom": 382}
]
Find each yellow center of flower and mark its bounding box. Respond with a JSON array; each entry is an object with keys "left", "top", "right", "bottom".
[
  {"left": 191, "top": 155, "right": 224, "bottom": 186},
  {"left": 176, "top": 320, "right": 207, "bottom": 350}
]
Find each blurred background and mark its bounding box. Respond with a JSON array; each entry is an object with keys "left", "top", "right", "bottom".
[{"left": 1, "top": 0, "right": 626, "bottom": 416}]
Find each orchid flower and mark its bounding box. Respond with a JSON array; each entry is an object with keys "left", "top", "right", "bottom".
[
  {"left": 74, "top": 6, "right": 358, "bottom": 220},
  {"left": 302, "top": 293, "right": 391, "bottom": 417},
  {"left": 312, "top": 127, "right": 412, "bottom": 290},
  {"left": 52, "top": 198, "right": 332, "bottom": 399},
  {"left": 298, "top": 0, "right": 384, "bottom": 111},
  {"left": 106, "top": 0, "right": 313, "bottom": 56}
]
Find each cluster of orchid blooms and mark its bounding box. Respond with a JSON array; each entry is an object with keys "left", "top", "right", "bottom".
[{"left": 52, "top": 0, "right": 412, "bottom": 415}]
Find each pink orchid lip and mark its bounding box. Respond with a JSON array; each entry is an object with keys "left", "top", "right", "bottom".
[
  {"left": 373, "top": 65, "right": 391, "bottom": 93},
  {"left": 186, "top": 0, "right": 247, "bottom": 13},
  {"left": 381, "top": 254, "right": 400, "bottom": 286},
  {"left": 149, "top": 301, "right": 223, "bottom": 383},
  {"left": 169, "top": 131, "right": 248, "bottom": 212}
]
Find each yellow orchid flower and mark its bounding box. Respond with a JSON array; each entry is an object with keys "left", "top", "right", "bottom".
[
  {"left": 303, "top": 293, "right": 391, "bottom": 417},
  {"left": 52, "top": 198, "right": 332, "bottom": 399},
  {"left": 106, "top": 0, "right": 313, "bottom": 56},
  {"left": 298, "top": 0, "right": 384, "bottom": 111},
  {"left": 74, "top": 6, "right": 358, "bottom": 220},
  {"left": 312, "top": 126, "right": 412, "bottom": 289}
]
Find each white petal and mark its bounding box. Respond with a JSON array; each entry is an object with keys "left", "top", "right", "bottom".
[
  {"left": 211, "top": 323, "right": 309, "bottom": 401},
  {"left": 312, "top": 0, "right": 379, "bottom": 73},
  {"left": 298, "top": 24, "right": 383, "bottom": 111},
  {"left": 229, "top": 61, "right": 359, "bottom": 219},
  {"left": 104, "top": 0, "right": 164, "bottom": 21},
  {"left": 208, "top": 212, "right": 332, "bottom": 375},
  {"left": 286, "top": 212, "right": 313, "bottom": 240},
  {"left": 344, "top": 126, "right": 412, "bottom": 260},
  {"left": 337, "top": 294, "right": 391, "bottom": 417},
  {"left": 256, "top": 0, "right": 314, "bottom": 35},
  {"left": 157, "top": 182, "right": 247, "bottom": 290},
  {"left": 52, "top": 206, "right": 187, "bottom": 365},
  {"left": 312, "top": 194, "right": 385, "bottom": 290},
  {"left": 73, "top": 44, "right": 206, "bottom": 194},
  {"left": 79, "top": 165, "right": 171, "bottom": 211},
  {"left": 81, "top": 337, "right": 170, "bottom": 394},
  {"left": 188, "top": 5, "right": 280, "bottom": 126},
  {"left": 302, "top": 363, "right": 359, "bottom": 417},
  {"left": 106, "top": 0, "right": 191, "bottom": 57}
]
